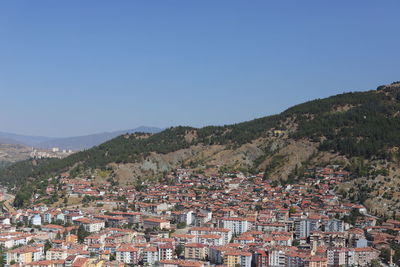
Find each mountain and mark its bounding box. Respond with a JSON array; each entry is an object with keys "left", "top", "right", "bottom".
[
  {"left": 0, "top": 127, "right": 162, "bottom": 150},
  {"left": 0, "top": 132, "right": 51, "bottom": 146},
  {"left": 35, "top": 126, "right": 162, "bottom": 150},
  {"left": 3, "top": 81, "right": 400, "bottom": 214}
]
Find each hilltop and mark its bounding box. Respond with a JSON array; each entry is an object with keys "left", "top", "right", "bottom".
[{"left": 2, "top": 81, "right": 400, "bottom": 215}]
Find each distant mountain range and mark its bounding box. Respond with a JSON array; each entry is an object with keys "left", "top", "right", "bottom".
[
  {"left": 0, "top": 126, "right": 162, "bottom": 150},
  {"left": 0, "top": 132, "right": 51, "bottom": 147}
]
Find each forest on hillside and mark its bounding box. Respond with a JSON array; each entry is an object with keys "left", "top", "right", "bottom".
[{"left": 3, "top": 85, "right": 400, "bottom": 207}]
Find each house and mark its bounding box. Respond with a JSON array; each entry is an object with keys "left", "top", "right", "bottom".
[
  {"left": 171, "top": 234, "right": 196, "bottom": 245},
  {"left": 73, "top": 218, "right": 105, "bottom": 233},
  {"left": 64, "top": 213, "right": 84, "bottom": 224},
  {"left": 31, "top": 214, "right": 42, "bottom": 226},
  {"left": 197, "top": 234, "right": 223, "bottom": 246},
  {"left": 93, "top": 215, "right": 128, "bottom": 228},
  {"left": 0, "top": 237, "right": 15, "bottom": 249},
  {"left": 107, "top": 211, "right": 142, "bottom": 224},
  {"left": 144, "top": 218, "right": 171, "bottom": 229}
]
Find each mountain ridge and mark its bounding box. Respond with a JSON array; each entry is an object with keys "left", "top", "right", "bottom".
[
  {"left": 0, "top": 126, "right": 162, "bottom": 150},
  {"left": 0, "top": 131, "right": 51, "bottom": 146}
]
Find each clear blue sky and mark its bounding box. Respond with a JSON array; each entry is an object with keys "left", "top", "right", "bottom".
[{"left": 1, "top": 1, "right": 399, "bottom": 137}]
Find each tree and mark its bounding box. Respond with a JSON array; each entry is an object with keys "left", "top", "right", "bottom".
[
  {"left": 82, "top": 195, "right": 92, "bottom": 204},
  {"left": 289, "top": 207, "right": 297, "bottom": 215},
  {"left": 368, "top": 259, "right": 380, "bottom": 267},
  {"left": 292, "top": 240, "right": 300, "bottom": 247},
  {"left": 177, "top": 222, "right": 186, "bottom": 229},
  {"left": 0, "top": 245, "right": 5, "bottom": 267},
  {"left": 44, "top": 240, "right": 52, "bottom": 253},
  {"left": 175, "top": 244, "right": 184, "bottom": 258},
  {"left": 77, "top": 225, "right": 90, "bottom": 243},
  {"left": 110, "top": 253, "right": 116, "bottom": 261},
  {"left": 380, "top": 248, "right": 390, "bottom": 263}
]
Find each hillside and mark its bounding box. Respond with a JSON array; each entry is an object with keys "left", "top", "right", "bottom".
[
  {"left": 0, "top": 143, "right": 33, "bottom": 168},
  {"left": 2, "top": 81, "right": 400, "bottom": 214}
]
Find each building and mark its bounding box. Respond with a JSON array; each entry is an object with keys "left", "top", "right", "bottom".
[
  {"left": 220, "top": 218, "right": 249, "bottom": 235},
  {"left": 144, "top": 218, "right": 171, "bottom": 229},
  {"left": 347, "top": 247, "right": 379, "bottom": 266},
  {"left": 31, "top": 214, "right": 42, "bottom": 226},
  {"left": 74, "top": 218, "right": 105, "bottom": 233},
  {"left": 108, "top": 211, "right": 141, "bottom": 224},
  {"left": 143, "top": 246, "right": 159, "bottom": 265},
  {"left": 173, "top": 210, "right": 194, "bottom": 226},
  {"left": 327, "top": 248, "right": 346, "bottom": 267},
  {"left": 295, "top": 218, "right": 321, "bottom": 239},
  {"left": 324, "top": 219, "right": 344, "bottom": 232},
  {"left": 305, "top": 256, "right": 328, "bottom": 267},
  {"left": 189, "top": 227, "right": 232, "bottom": 245},
  {"left": 286, "top": 252, "right": 309, "bottom": 267},
  {"left": 256, "top": 223, "right": 287, "bottom": 233},
  {"left": 46, "top": 248, "right": 68, "bottom": 261},
  {"left": 254, "top": 250, "right": 269, "bottom": 267},
  {"left": 184, "top": 243, "right": 206, "bottom": 260},
  {"left": 6, "top": 247, "right": 35, "bottom": 265},
  {"left": 223, "top": 250, "right": 252, "bottom": 267},
  {"left": 115, "top": 244, "right": 139, "bottom": 265},
  {"left": 269, "top": 248, "right": 286, "bottom": 267},
  {"left": 197, "top": 234, "right": 223, "bottom": 246},
  {"left": 158, "top": 243, "right": 174, "bottom": 260}
]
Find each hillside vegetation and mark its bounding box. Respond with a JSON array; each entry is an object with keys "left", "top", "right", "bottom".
[{"left": 2, "top": 81, "right": 400, "bottom": 211}]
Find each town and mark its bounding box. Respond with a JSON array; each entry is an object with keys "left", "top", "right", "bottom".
[
  {"left": 0, "top": 166, "right": 398, "bottom": 267},
  {"left": 2, "top": 0, "right": 400, "bottom": 266}
]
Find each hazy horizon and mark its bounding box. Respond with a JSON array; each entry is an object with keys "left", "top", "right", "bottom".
[{"left": 1, "top": 1, "right": 399, "bottom": 137}]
